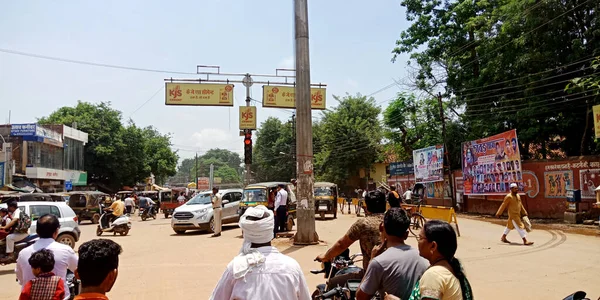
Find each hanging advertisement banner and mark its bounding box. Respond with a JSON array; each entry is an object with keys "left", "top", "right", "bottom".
[
  {"left": 165, "top": 83, "right": 234, "bottom": 106},
  {"left": 462, "top": 129, "right": 523, "bottom": 195},
  {"left": 262, "top": 85, "right": 326, "bottom": 109},
  {"left": 593, "top": 104, "right": 600, "bottom": 139},
  {"left": 239, "top": 106, "right": 257, "bottom": 130},
  {"left": 413, "top": 145, "right": 444, "bottom": 183}
]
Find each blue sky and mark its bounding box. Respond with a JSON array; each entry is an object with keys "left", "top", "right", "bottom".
[{"left": 0, "top": 0, "right": 411, "bottom": 160}]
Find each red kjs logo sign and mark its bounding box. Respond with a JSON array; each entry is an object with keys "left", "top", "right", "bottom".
[
  {"left": 241, "top": 109, "right": 253, "bottom": 121},
  {"left": 169, "top": 85, "right": 182, "bottom": 98}
]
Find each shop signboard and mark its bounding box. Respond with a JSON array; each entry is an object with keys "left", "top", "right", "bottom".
[
  {"left": 10, "top": 124, "right": 63, "bottom": 145},
  {"left": 413, "top": 145, "right": 444, "bottom": 183},
  {"left": 262, "top": 85, "right": 326, "bottom": 109},
  {"left": 64, "top": 170, "right": 88, "bottom": 186},
  {"left": 197, "top": 177, "right": 210, "bottom": 190},
  {"left": 165, "top": 83, "right": 234, "bottom": 106},
  {"left": 389, "top": 161, "right": 414, "bottom": 176},
  {"left": 26, "top": 167, "right": 64, "bottom": 180},
  {"left": 239, "top": 106, "right": 257, "bottom": 130},
  {"left": 462, "top": 129, "right": 523, "bottom": 195}
]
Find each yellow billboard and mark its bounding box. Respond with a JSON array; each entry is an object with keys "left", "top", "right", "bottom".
[
  {"left": 165, "top": 83, "right": 234, "bottom": 106},
  {"left": 239, "top": 106, "right": 257, "bottom": 130},
  {"left": 594, "top": 104, "right": 600, "bottom": 139},
  {"left": 262, "top": 85, "right": 326, "bottom": 109}
]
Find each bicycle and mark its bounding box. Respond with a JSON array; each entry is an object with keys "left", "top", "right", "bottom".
[{"left": 402, "top": 197, "right": 426, "bottom": 238}]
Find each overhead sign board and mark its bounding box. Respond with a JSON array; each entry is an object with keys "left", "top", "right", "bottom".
[
  {"left": 262, "top": 85, "right": 326, "bottom": 109},
  {"left": 239, "top": 106, "right": 257, "bottom": 130},
  {"left": 165, "top": 83, "right": 234, "bottom": 106}
]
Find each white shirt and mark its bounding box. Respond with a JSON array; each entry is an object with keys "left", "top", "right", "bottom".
[
  {"left": 403, "top": 190, "right": 413, "bottom": 200},
  {"left": 177, "top": 195, "right": 186, "bottom": 203},
  {"left": 124, "top": 197, "right": 135, "bottom": 206},
  {"left": 274, "top": 189, "right": 288, "bottom": 210},
  {"left": 146, "top": 197, "right": 156, "bottom": 206},
  {"left": 16, "top": 238, "right": 78, "bottom": 300},
  {"left": 210, "top": 246, "right": 311, "bottom": 300}
]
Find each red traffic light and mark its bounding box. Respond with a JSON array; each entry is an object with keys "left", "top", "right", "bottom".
[{"left": 244, "top": 138, "right": 251, "bottom": 145}]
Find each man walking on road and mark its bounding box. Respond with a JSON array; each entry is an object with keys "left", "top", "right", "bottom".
[
  {"left": 210, "top": 205, "right": 311, "bottom": 300},
  {"left": 274, "top": 184, "right": 288, "bottom": 233},
  {"left": 495, "top": 183, "right": 534, "bottom": 246},
  {"left": 211, "top": 187, "right": 222, "bottom": 237}
]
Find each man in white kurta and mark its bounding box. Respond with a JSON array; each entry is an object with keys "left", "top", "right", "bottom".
[{"left": 210, "top": 206, "right": 311, "bottom": 300}]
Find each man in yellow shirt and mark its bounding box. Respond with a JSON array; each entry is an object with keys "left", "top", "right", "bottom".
[
  {"left": 495, "top": 183, "right": 534, "bottom": 246},
  {"left": 104, "top": 199, "right": 124, "bottom": 225}
]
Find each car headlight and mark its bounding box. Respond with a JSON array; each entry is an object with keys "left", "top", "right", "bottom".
[{"left": 194, "top": 208, "right": 208, "bottom": 215}]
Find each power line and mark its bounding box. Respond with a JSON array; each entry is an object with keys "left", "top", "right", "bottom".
[
  {"left": 128, "top": 86, "right": 165, "bottom": 118},
  {"left": 0, "top": 48, "right": 197, "bottom": 75}
]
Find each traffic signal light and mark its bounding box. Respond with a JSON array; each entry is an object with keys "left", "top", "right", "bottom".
[{"left": 244, "top": 130, "right": 252, "bottom": 164}]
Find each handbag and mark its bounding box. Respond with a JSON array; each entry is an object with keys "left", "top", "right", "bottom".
[{"left": 522, "top": 216, "right": 532, "bottom": 232}]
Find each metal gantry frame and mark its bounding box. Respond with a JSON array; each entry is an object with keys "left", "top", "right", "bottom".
[{"left": 164, "top": 65, "right": 326, "bottom": 185}]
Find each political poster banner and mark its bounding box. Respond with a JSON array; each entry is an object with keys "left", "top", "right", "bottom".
[
  {"left": 413, "top": 145, "right": 444, "bottom": 183},
  {"left": 462, "top": 129, "right": 523, "bottom": 195}
]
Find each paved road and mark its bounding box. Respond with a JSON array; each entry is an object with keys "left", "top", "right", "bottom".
[{"left": 1, "top": 211, "right": 599, "bottom": 299}]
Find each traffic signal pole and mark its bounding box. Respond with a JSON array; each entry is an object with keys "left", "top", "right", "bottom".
[
  {"left": 294, "top": 0, "right": 318, "bottom": 245},
  {"left": 244, "top": 74, "right": 252, "bottom": 186}
]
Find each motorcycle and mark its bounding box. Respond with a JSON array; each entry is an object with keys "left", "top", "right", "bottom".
[
  {"left": 140, "top": 205, "right": 157, "bottom": 221},
  {"left": 96, "top": 204, "right": 131, "bottom": 236},
  {"left": 311, "top": 249, "right": 363, "bottom": 300},
  {"left": 66, "top": 270, "right": 80, "bottom": 299},
  {"left": 0, "top": 234, "right": 39, "bottom": 265}
]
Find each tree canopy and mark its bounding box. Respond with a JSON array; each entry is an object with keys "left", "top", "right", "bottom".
[
  {"left": 39, "top": 101, "right": 178, "bottom": 189},
  {"left": 170, "top": 149, "right": 243, "bottom": 185}
]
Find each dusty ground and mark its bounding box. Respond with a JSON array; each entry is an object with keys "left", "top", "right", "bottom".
[{"left": 1, "top": 208, "right": 599, "bottom": 299}]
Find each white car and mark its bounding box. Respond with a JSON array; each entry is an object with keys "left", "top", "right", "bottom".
[
  {"left": 171, "top": 189, "right": 243, "bottom": 234},
  {"left": 0, "top": 201, "right": 81, "bottom": 248}
]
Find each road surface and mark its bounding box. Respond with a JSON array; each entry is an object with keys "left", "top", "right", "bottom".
[{"left": 1, "top": 210, "right": 599, "bottom": 299}]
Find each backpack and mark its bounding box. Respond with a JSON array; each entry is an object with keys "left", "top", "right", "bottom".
[{"left": 14, "top": 211, "right": 32, "bottom": 234}]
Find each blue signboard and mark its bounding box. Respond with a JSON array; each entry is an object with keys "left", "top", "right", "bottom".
[
  {"left": 390, "top": 161, "right": 414, "bottom": 176},
  {"left": 10, "top": 124, "right": 37, "bottom": 136},
  {"left": 65, "top": 180, "right": 73, "bottom": 191},
  {"left": 0, "top": 162, "right": 4, "bottom": 188}
]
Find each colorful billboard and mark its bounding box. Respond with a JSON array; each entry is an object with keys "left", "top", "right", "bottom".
[
  {"left": 239, "top": 106, "right": 257, "bottom": 130},
  {"left": 413, "top": 145, "right": 444, "bottom": 183},
  {"left": 262, "top": 85, "right": 326, "bottom": 109},
  {"left": 462, "top": 129, "right": 523, "bottom": 195},
  {"left": 165, "top": 83, "right": 234, "bottom": 106}
]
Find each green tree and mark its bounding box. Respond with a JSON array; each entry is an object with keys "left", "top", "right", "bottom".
[
  {"left": 252, "top": 117, "right": 295, "bottom": 182},
  {"left": 188, "top": 149, "right": 242, "bottom": 184},
  {"left": 315, "top": 94, "right": 383, "bottom": 185},
  {"left": 141, "top": 126, "right": 178, "bottom": 185}
]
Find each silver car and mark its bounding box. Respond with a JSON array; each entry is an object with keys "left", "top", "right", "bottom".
[
  {"left": 171, "top": 189, "right": 243, "bottom": 234},
  {"left": 0, "top": 201, "right": 81, "bottom": 248}
]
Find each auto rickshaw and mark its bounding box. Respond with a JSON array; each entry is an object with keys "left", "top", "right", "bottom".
[
  {"left": 314, "top": 182, "right": 338, "bottom": 219},
  {"left": 0, "top": 193, "right": 55, "bottom": 204},
  {"left": 156, "top": 189, "right": 181, "bottom": 218},
  {"left": 68, "top": 191, "right": 111, "bottom": 224},
  {"left": 238, "top": 182, "right": 297, "bottom": 231}
]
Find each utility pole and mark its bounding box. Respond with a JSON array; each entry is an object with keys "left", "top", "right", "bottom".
[
  {"left": 243, "top": 74, "right": 253, "bottom": 186},
  {"left": 438, "top": 92, "right": 456, "bottom": 208},
  {"left": 294, "top": 0, "right": 318, "bottom": 245},
  {"left": 195, "top": 152, "right": 198, "bottom": 188}
]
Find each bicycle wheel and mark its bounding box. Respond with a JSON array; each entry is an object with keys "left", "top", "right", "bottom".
[{"left": 409, "top": 213, "right": 426, "bottom": 238}]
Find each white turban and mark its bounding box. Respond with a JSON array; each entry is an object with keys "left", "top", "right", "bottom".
[{"left": 232, "top": 205, "right": 274, "bottom": 279}]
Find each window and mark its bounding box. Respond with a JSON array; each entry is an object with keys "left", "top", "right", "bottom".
[
  {"left": 27, "top": 142, "right": 64, "bottom": 169},
  {"left": 233, "top": 192, "right": 243, "bottom": 202},
  {"left": 70, "top": 195, "right": 87, "bottom": 207},
  {"left": 63, "top": 137, "right": 84, "bottom": 171},
  {"left": 222, "top": 193, "right": 232, "bottom": 201},
  {"left": 30, "top": 205, "right": 62, "bottom": 221}
]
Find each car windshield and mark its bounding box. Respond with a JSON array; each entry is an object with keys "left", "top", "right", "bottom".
[
  {"left": 314, "top": 187, "right": 332, "bottom": 196},
  {"left": 186, "top": 193, "right": 212, "bottom": 205},
  {"left": 243, "top": 188, "right": 266, "bottom": 202}
]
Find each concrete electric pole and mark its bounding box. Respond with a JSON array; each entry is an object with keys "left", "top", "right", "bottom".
[{"left": 294, "top": 0, "right": 318, "bottom": 245}]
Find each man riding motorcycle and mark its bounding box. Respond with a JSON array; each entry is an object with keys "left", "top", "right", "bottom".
[{"left": 315, "top": 189, "right": 387, "bottom": 289}]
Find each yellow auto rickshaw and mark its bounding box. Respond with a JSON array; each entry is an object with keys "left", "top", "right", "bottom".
[
  {"left": 314, "top": 182, "right": 338, "bottom": 219},
  {"left": 239, "top": 182, "right": 297, "bottom": 231}
]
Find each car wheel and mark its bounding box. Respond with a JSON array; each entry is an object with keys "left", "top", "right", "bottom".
[
  {"left": 174, "top": 230, "right": 186, "bottom": 234},
  {"left": 209, "top": 217, "right": 215, "bottom": 233},
  {"left": 92, "top": 214, "right": 101, "bottom": 224},
  {"left": 57, "top": 234, "right": 76, "bottom": 249},
  {"left": 96, "top": 226, "right": 103, "bottom": 236}
]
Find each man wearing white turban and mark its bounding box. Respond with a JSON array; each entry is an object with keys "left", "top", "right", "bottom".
[{"left": 210, "top": 205, "right": 311, "bottom": 300}]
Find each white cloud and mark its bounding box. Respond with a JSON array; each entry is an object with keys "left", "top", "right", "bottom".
[
  {"left": 173, "top": 128, "right": 243, "bottom": 160},
  {"left": 278, "top": 56, "right": 294, "bottom": 69}
]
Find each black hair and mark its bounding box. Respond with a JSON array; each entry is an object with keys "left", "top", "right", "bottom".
[
  {"left": 364, "top": 190, "right": 386, "bottom": 213},
  {"left": 0, "top": 208, "right": 8, "bottom": 213},
  {"left": 36, "top": 214, "right": 60, "bottom": 238},
  {"left": 383, "top": 208, "right": 410, "bottom": 238},
  {"left": 77, "top": 239, "right": 122, "bottom": 287},
  {"left": 7, "top": 201, "right": 17, "bottom": 208},
  {"left": 423, "top": 220, "right": 472, "bottom": 299},
  {"left": 29, "top": 249, "right": 55, "bottom": 273},
  {"left": 390, "top": 186, "right": 396, "bottom": 191}
]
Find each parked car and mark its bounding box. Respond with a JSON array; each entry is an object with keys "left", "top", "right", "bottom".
[
  {"left": 0, "top": 201, "right": 81, "bottom": 249},
  {"left": 68, "top": 191, "right": 110, "bottom": 224},
  {"left": 171, "top": 189, "right": 243, "bottom": 234}
]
